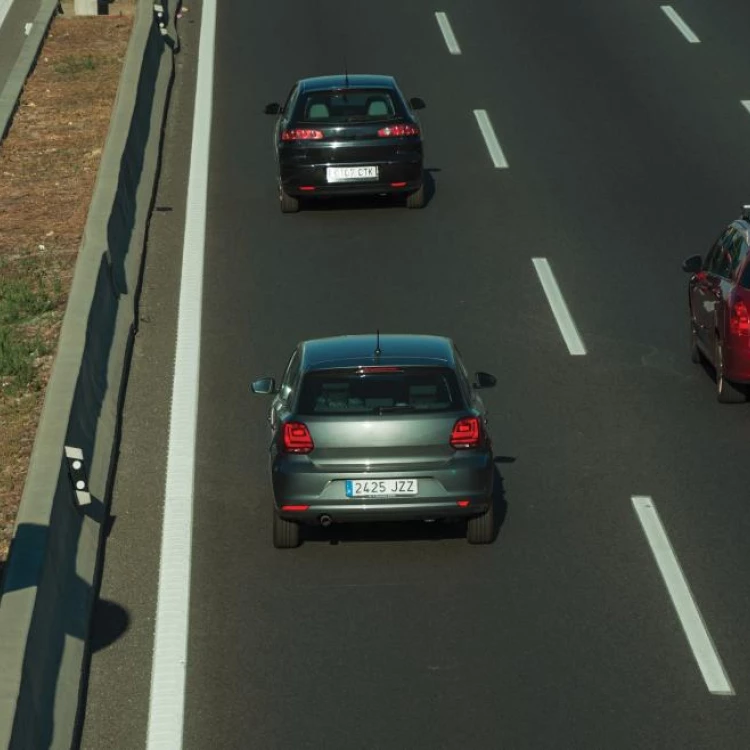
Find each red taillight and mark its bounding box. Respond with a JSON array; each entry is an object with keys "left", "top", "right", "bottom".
[
  {"left": 457, "top": 500, "right": 471, "bottom": 508},
  {"left": 390, "top": 181, "right": 407, "bottom": 188},
  {"left": 357, "top": 366, "right": 404, "bottom": 374},
  {"left": 281, "top": 129, "right": 323, "bottom": 141},
  {"left": 299, "top": 186, "right": 315, "bottom": 191},
  {"left": 282, "top": 422, "right": 314, "bottom": 453},
  {"left": 729, "top": 300, "right": 750, "bottom": 337},
  {"left": 281, "top": 504, "right": 309, "bottom": 512},
  {"left": 377, "top": 124, "right": 419, "bottom": 138},
  {"left": 450, "top": 417, "right": 481, "bottom": 449}
]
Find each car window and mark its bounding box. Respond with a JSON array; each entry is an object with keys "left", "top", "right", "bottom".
[
  {"left": 296, "top": 368, "right": 462, "bottom": 415},
  {"left": 707, "top": 229, "right": 737, "bottom": 278},
  {"left": 452, "top": 347, "right": 473, "bottom": 403},
  {"left": 704, "top": 233, "right": 725, "bottom": 274},
  {"left": 294, "top": 89, "right": 404, "bottom": 124},
  {"left": 730, "top": 234, "right": 748, "bottom": 282},
  {"left": 738, "top": 238, "right": 750, "bottom": 289},
  {"left": 282, "top": 85, "right": 297, "bottom": 115},
  {"left": 280, "top": 349, "right": 301, "bottom": 397}
]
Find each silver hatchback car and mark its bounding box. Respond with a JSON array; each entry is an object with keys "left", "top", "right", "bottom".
[{"left": 251, "top": 334, "right": 497, "bottom": 548}]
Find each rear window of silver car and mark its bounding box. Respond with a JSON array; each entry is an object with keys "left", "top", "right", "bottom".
[
  {"left": 295, "top": 89, "right": 402, "bottom": 123},
  {"left": 296, "top": 368, "right": 462, "bottom": 415}
]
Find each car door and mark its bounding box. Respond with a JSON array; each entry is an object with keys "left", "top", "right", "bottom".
[{"left": 691, "top": 229, "right": 732, "bottom": 353}]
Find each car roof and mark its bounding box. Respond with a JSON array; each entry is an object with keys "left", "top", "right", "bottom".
[
  {"left": 297, "top": 74, "right": 397, "bottom": 93},
  {"left": 300, "top": 334, "right": 456, "bottom": 372}
]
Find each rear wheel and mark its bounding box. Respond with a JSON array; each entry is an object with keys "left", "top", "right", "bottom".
[
  {"left": 280, "top": 188, "right": 299, "bottom": 214},
  {"left": 467, "top": 502, "right": 495, "bottom": 545},
  {"left": 273, "top": 512, "right": 301, "bottom": 548},
  {"left": 406, "top": 182, "right": 425, "bottom": 209},
  {"left": 715, "top": 340, "right": 746, "bottom": 404}
]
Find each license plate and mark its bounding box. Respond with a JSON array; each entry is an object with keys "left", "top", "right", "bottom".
[
  {"left": 345, "top": 479, "right": 418, "bottom": 497},
  {"left": 326, "top": 166, "right": 378, "bottom": 183}
]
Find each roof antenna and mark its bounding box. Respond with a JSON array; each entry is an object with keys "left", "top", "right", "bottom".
[
  {"left": 374, "top": 329, "right": 381, "bottom": 359},
  {"left": 344, "top": 56, "right": 349, "bottom": 88}
]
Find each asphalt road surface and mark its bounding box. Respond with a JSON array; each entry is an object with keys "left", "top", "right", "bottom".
[{"left": 81, "top": 1, "right": 750, "bottom": 748}]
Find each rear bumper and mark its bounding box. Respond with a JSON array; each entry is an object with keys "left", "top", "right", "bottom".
[
  {"left": 278, "top": 157, "right": 423, "bottom": 197},
  {"left": 271, "top": 456, "right": 493, "bottom": 525}
]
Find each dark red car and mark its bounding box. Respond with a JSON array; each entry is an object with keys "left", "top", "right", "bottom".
[{"left": 683, "top": 206, "right": 750, "bottom": 403}]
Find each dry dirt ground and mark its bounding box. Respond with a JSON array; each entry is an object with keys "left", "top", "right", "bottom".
[{"left": 0, "top": 1, "right": 135, "bottom": 565}]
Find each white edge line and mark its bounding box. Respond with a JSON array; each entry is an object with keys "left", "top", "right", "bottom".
[
  {"left": 434, "top": 11, "right": 461, "bottom": 55},
  {"left": 660, "top": 5, "right": 701, "bottom": 44},
  {"left": 531, "top": 258, "right": 586, "bottom": 356},
  {"left": 741, "top": 100, "right": 750, "bottom": 116},
  {"left": 632, "top": 496, "right": 734, "bottom": 696},
  {"left": 472, "top": 109, "right": 509, "bottom": 169},
  {"left": 145, "top": 0, "right": 216, "bottom": 747}
]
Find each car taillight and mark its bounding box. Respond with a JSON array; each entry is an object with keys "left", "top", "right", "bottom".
[
  {"left": 450, "top": 417, "right": 481, "bottom": 449},
  {"left": 282, "top": 422, "right": 314, "bottom": 453},
  {"left": 281, "top": 129, "right": 323, "bottom": 141},
  {"left": 729, "top": 300, "right": 750, "bottom": 337},
  {"left": 377, "top": 124, "right": 419, "bottom": 137}
]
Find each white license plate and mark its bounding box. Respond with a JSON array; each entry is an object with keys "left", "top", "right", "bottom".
[
  {"left": 345, "top": 479, "right": 418, "bottom": 497},
  {"left": 326, "top": 166, "right": 378, "bottom": 183}
]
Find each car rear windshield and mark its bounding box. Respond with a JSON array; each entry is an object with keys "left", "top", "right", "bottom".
[
  {"left": 296, "top": 367, "right": 463, "bottom": 415},
  {"left": 295, "top": 89, "right": 403, "bottom": 124}
]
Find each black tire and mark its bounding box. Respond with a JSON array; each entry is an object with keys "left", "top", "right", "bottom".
[
  {"left": 273, "top": 512, "right": 301, "bottom": 548},
  {"left": 467, "top": 502, "right": 495, "bottom": 545},
  {"left": 689, "top": 323, "right": 701, "bottom": 364},
  {"left": 280, "top": 188, "right": 299, "bottom": 214},
  {"left": 406, "top": 182, "right": 425, "bottom": 209},
  {"left": 715, "top": 340, "right": 746, "bottom": 404}
]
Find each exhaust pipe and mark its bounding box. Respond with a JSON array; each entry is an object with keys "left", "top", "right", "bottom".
[{"left": 319, "top": 514, "right": 333, "bottom": 528}]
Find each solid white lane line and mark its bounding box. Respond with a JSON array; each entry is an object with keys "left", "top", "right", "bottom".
[
  {"left": 632, "top": 496, "right": 734, "bottom": 696},
  {"left": 741, "top": 101, "right": 750, "bottom": 116},
  {"left": 531, "top": 258, "right": 586, "bottom": 356},
  {"left": 660, "top": 5, "right": 700, "bottom": 44},
  {"left": 473, "top": 109, "right": 508, "bottom": 168},
  {"left": 145, "top": 0, "right": 216, "bottom": 747},
  {"left": 434, "top": 11, "right": 461, "bottom": 55}
]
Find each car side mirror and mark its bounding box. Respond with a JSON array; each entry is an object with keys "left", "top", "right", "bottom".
[
  {"left": 251, "top": 377, "right": 277, "bottom": 395},
  {"left": 264, "top": 102, "right": 281, "bottom": 115},
  {"left": 682, "top": 254, "right": 703, "bottom": 274},
  {"left": 473, "top": 371, "right": 497, "bottom": 389},
  {"left": 409, "top": 97, "right": 426, "bottom": 110}
]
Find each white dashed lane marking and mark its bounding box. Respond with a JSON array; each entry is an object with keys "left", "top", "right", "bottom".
[
  {"left": 531, "top": 258, "right": 586, "bottom": 356},
  {"left": 435, "top": 11, "right": 461, "bottom": 55},
  {"left": 632, "top": 496, "right": 734, "bottom": 696},
  {"left": 473, "top": 109, "right": 509, "bottom": 169},
  {"left": 660, "top": 5, "right": 700, "bottom": 44}
]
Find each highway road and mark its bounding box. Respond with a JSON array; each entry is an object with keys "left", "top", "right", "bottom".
[{"left": 81, "top": 1, "right": 750, "bottom": 748}]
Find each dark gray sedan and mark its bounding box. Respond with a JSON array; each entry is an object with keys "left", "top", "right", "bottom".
[{"left": 251, "top": 334, "right": 497, "bottom": 548}]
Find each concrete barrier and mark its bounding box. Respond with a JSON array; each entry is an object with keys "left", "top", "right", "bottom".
[{"left": 0, "top": 1, "right": 177, "bottom": 748}]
